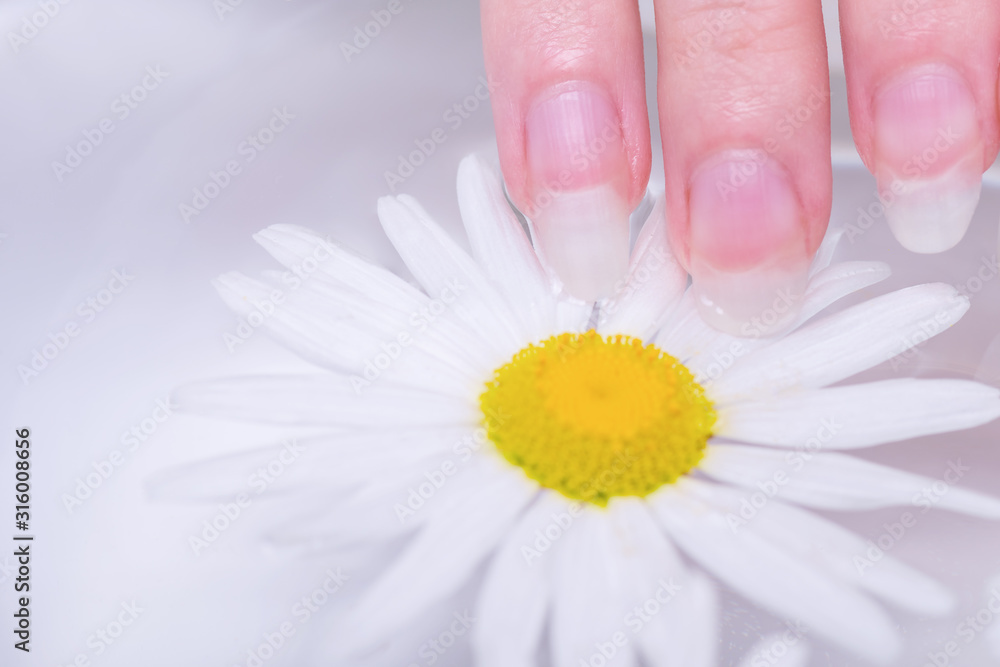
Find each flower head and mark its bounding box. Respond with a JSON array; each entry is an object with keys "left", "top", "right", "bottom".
[{"left": 176, "top": 155, "right": 1000, "bottom": 666}]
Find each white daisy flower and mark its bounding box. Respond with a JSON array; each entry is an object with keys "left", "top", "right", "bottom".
[{"left": 175, "top": 155, "right": 1000, "bottom": 666}]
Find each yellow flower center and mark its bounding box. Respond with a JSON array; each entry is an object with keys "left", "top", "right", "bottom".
[{"left": 480, "top": 331, "right": 716, "bottom": 506}]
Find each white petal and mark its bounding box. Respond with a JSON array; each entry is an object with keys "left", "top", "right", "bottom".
[
  {"left": 669, "top": 573, "right": 719, "bottom": 667},
  {"left": 148, "top": 429, "right": 464, "bottom": 502},
  {"left": 717, "top": 378, "right": 1000, "bottom": 449},
  {"left": 711, "top": 283, "right": 969, "bottom": 400},
  {"left": 650, "top": 479, "right": 901, "bottom": 665},
  {"left": 790, "top": 260, "right": 891, "bottom": 328},
  {"left": 252, "top": 225, "right": 501, "bottom": 378},
  {"left": 737, "top": 632, "right": 810, "bottom": 667},
  {"left": 174, "top": 374, "right": 478, "bottom": 427},
  {"left": 660, "top": 261, "right": 889, "bottom": 387},
  {"left": 457, "top": 155, "right": 557, "bottom": 341},
  {"left": 253, "top": 223, "right": 427, "bottom": 312},
  {"left": 214, "top": 272, "right": 479, "bottom": 393},
  {"left": 549, "top": 510, "right": 638, "bottom": 667},
  {"left": 608, "top": 500, "right": 718, "bottom": 667},
  {"left": 378, "top": 194, "right": 525, "bottom": 356},
  {"left": 265, "top": 480, "right": 424, "bottom": 549},
  {"left": 598, "top": 196, "right": 687, "bottom": 339},
  {"left": 694, "top": 470, "right": 955, "bottom": 615},
  {"left": 284, "top": 277, "right": 499, "bottom": 378},
  {"left": 337, "top": 457, "right": 537, "bottom": 655},
  {"left": 473, "top": 492, "right": 569, "bottom": 667},
  {"left": 700, "top": 443, "right": 1000, "bottom": 518}
]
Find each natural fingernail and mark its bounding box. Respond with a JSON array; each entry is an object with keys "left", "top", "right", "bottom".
[
  {"left": 688, "top": 151, "right": 811, "bottom": 336},
  {"left": 524, "top": 84, "right": 630, "bottom": 301},
  {"left": 873, "top": 65, "right": 983, "bottom": 253}
]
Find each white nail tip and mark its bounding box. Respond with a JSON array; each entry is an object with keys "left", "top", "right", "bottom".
[
  {"left": 530, "top": 185, "right": 630, "bottom": 302},
  {"left": 691, "top": 262, "right": 810, "bottom": 338},
  {"left": 884, "top": 178, "right": 981, "bottom": 254}
]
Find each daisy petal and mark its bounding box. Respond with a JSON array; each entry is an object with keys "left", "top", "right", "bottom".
[
  {"left": 551, "top": 509, "right": 637, "bottom": 667},
  {"left": 214, "top": 272, "right": 477, "bottom": 392},
  {"left": 262, "top": 268, "right": 496, "bottom": 369},
  {"left": 457, "top": 155, "right": 557, "bottom": 341},
  {"left": 265, "top": 484, "right": 421, "bottom": 549},
  {"left": 609, "top": 500, "right": 718, "bottom": 667},
  {"left": 650, "top": 479, "right": 900, "bottom": 665},
  {"left": 377, "top": 194, "right": 524, "bottom": 355},
  {"left": 339, "top": 457, "right": 536, "bottom": 655},
  {"left": 670, "top": 573, "right": 719, "bottom": 667},
  {"left": 662, "top": 261, "right": 888, "bottom": 384},
  {"left": 693, "top": 472, "right": 954, "bottom": 615},
  {"left": 700, "top": 444, "right": 1000, "bottom": 518},
  {"left": 717, "top": 378, "right": 1000, "bottom": 448},
  {"left": 174, "top": 374, "right": 477, "bottom": 426},
  {"left": 711, "top": 284, "right": 969, "bottom": 399},
  {"left": 789, "top": 260, "right": 891, "bottom": 329},
  {"left": 252, "top": 223, "right": 427, "bottom": 312},
  {"left": 472, "top": 493, "right": 568, "bottom": 667},
  {"left": 598, "top": 196, "right": 687, "bottom": 339},
  {"left": 148, "top": 430, "right": 462, "bottom": 502}
]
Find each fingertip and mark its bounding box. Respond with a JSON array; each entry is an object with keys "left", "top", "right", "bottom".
[
  {"left": 686, "top": 152, "right": 813, "bottom": 337},
  {"left": 480, "top": 0, "right": 650, "bottom": 301}
]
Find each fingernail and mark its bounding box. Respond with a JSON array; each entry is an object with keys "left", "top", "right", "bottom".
[
  {"left": 688, "top": 151, "right": 811, "bottom": 336},
  {"left": 873, "top": 65, "right": 983, "bottom": 253},
  {"left": 524, "top": 84, "right": 630, "bottom": 301}
]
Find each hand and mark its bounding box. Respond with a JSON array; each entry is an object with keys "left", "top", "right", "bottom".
[{"left": 480, "top": 0, "right": 1000, "bottom": 333}]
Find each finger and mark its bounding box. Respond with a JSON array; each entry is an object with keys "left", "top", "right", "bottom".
[
  {"left": 481, "top": 0, "right": 650, "bottom": 301},
  {"left": 839, "top": 0, "right": 1000, "bottom": 253},
  {"left": 654, "top": 0, "right": 832, "bottom": 335}
]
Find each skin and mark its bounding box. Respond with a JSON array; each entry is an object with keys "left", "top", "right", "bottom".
[{"left": 481, "top": 0, "right": 1000, "bottom": 323}]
